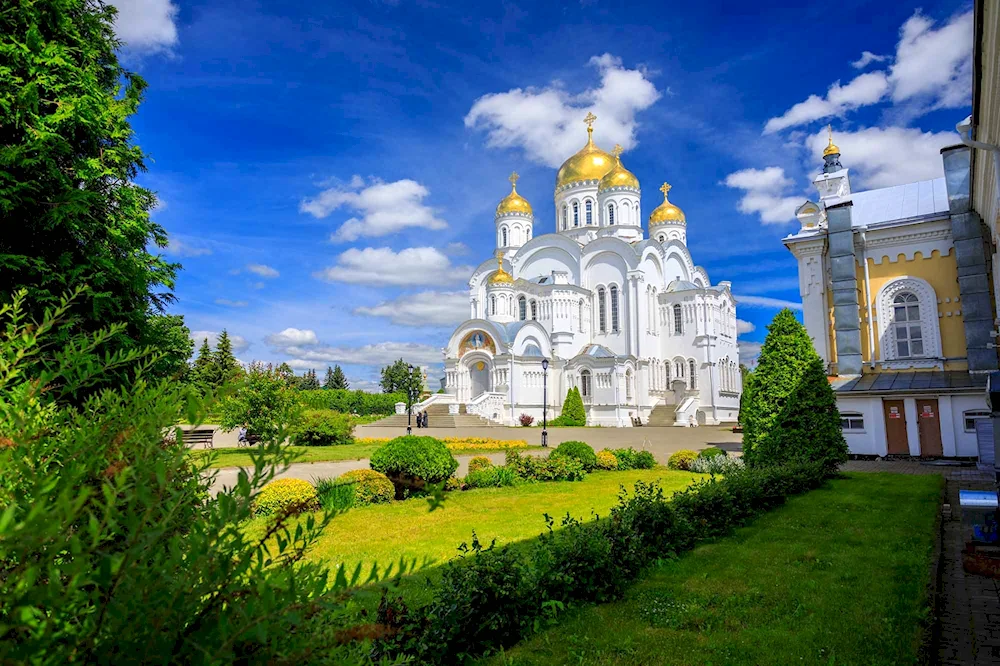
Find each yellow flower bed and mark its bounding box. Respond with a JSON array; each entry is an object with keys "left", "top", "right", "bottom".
[
  {"left": 357, "top": 437, "right": 528, "bottom": 451},
  {"left": 357, "top": 438, "right": 391, "bottom": 446}
]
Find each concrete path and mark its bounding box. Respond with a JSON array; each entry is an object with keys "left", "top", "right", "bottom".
[{"left": 207, "top": 448, "right": 550, "bottom": 496}]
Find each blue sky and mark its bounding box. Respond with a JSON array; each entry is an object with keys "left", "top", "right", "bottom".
[{"left": 116, "top": 0, "right": 974, "bottom": 389}]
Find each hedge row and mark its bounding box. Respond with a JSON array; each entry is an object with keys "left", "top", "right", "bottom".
[
  {"left": 367, "top": 461, "right": 829, "bottom": 663},
  {"left": 297, "top": 389, "right": 406, "bottom": 416}
]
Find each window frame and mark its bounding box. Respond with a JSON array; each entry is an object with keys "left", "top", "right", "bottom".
[
  {"left": 518, "top": 295, "right": 526, "bottom": 321},
  {"left": 572, "top": 202, "right": 579, "bottom": 227},
  {"left": 840, "top": 412, "right": 865, "bottom": 432},
  {"left": 607, "top": 203, "right": 615, "bottom": 225},
  {"left": 585, "top": 200, "right": 593, "bottom": 225},
  {"left": 964, "top": 410, "right": 991, "bottom": 433},
  {"left": 610, "top": 285, "right": 620, "bottom": 333},
  {"left": 597, "top": 288, "right": 607, "bottom": 333}
]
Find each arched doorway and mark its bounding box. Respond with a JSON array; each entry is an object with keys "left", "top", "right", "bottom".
[{"left": 469, "top": 360, "right": 492, "bottom": 399}]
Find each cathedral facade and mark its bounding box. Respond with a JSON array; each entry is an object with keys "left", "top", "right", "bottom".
[{"left": 439, "top": 115, "right": 741, "bottom": 427}]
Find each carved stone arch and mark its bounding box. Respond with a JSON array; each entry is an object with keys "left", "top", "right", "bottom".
[{"left": 876, "top": 276, "right": 942, "bottom": 363}]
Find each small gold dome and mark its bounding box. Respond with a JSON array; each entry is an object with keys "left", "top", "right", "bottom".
[
  {"left": 487, "top": 252, "right": 514, "bottom": 285},
  {"left": 496, "top": 172, "right": 532, "bottom": 216},
  {"left": 649, "top": 182, "right": 686, "bottom": 226},
  {"left": 555, "top": 113, "right": 615, "bottom": 189},
  {"left": 598, "top": 145, "right": 640, "bottom": 192},
  {"left": 823, "top": 125, "right": 840, "bottom": 156}
]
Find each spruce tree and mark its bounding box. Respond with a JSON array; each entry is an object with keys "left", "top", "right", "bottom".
[
  {"left": 324, "top": 366, "right": 335, "bottom": 389},
  {"left": 553, "top": 387, "right": 587, "bottom": 426},
  {"left": 742, "top": 309, "right": 847, "bottom": 473},
  {"left": 212, "top": 330, "right": 241, "bottom": 386},
  {"left": 192, "top": 338, "right": 213, "bottom": 386},
  {"left": 330, "top": 365, "right": 349, "bottom": 390},
  {"left": 298, "top": 369, "right": 320, "bottom": 391}
]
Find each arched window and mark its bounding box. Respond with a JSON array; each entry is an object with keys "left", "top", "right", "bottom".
[
  {"left": 573, "top": 202, "right": 579, "bottom": 227},
  {"left": 673, "top": 304, "right": 683, "bottom": 335},
  {"left": 502, "top": 227, "right": 508, "bottom": 247},
  {"left": 610, "top": 285, "right": 620, "bottom": 333},
  {"left": 689, "top": 360, "right": 697, "bottom": 389},
  {"left": 490, "top": 295, "right": 496, "bottom": 316},
  {"left": 580, "top": 369, "right": 592, "bottom": 398},
  {"left": 625, "top": 369, "right": 633, "bottom": 401},
  {"left": 518, "top": 296, "right": 527, "bottom": 321},
  {"left": 530, "top": 300, "right": 537, "bottom": 320},
  {"left": 675, "top": 360, "right": 685, "bottom": 379},
  {"left": 585, "top": 201, "right": 593, "bottom": 225},
  {"left": 658, "top": 234, "right": 666, "bottom": 243},
  {"left": 562, "top": 205, "right": 568, "bottom": 230},
  {"left": 666, "top": 361, "right": 671, "bottom": 384},
  {"left": 597, "top": 288, "right": 607, "bottom": 333},
  {"left": 892, "top": 292, "right": 923, "bottom": 358},
  {"left": 607, "top": 203, "right": 615, "bottom": 225}
]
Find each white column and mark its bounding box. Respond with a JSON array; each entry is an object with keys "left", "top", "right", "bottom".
[
  {"left": 788, "top": 239, "right": 830, "bottom": 366},
  {"left": 904, "top": 398, "right": 921, "bottom": 456},
  {"left": 938, "top": 395, "right": 957, "bottom": 457}
]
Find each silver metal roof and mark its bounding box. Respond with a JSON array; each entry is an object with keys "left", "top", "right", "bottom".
[{"left": 850, "top": 177, "right": 949, "bottom": 228}]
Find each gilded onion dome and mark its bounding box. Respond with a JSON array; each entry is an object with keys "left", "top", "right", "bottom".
[
  {"left": 598, "top": 144, "right": 640, "bottom": 192},
  {"left": 496, "top": 171, "right": 532, "bottom": 216},
  {"left": 649, "top": 182, "right": 686, "bottom": 226},
  {"left": 487, "top": 252, "right": 514, "bottom": 285},
  {"left": 555, "top": 112, "right": 615, "bottom": 190}
]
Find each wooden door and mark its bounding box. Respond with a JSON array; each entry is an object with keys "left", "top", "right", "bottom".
[
  {"left": 883, "top": 400, "right": 909, "bottom": 455},
  {"left": 916, "top": 398, "right": 944, "bottom": 457}
]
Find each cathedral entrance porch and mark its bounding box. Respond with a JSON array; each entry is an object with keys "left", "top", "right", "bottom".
[{"left": 469, "top": 360, "right": 492, "bottom": 399}]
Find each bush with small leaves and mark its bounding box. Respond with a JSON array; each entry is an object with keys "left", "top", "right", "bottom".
[
  {"left": 290, "top": 409, "right": 355, "bottom": 446},
  {"left": 340, "top": 469, "right": 394, "bottom": 505},
  {"left": 595, "top": 449, "right": 618, "bottom": 470},
  {"left": 611, "top": 447, "right": 656, "bottom": 470},
  {"left": 505, "top": 450, "right": 586, "bottom": 482},
  {"left": 698, "top": 446, "right": 727, "bottom": 459},
  {"left": 467, "top": 456, "right": 493, "bottom": 474},
  {"left": 550, "top": 440, "right": 597, "bottom": 471},
  {"left": 690, "top": 455, "right": 746, "bottom": 475},
  {"left": 370, "top": 436, "right": 459, "bottom": 498},
  {"left": 252, "top": 478, "right": 320, "bottom": 517},
  {"left": 465, "top": 466, "right": 521, "bottom": 489},
  {"left": 667, "top": 449, "right": 698, "bottom": 471}
]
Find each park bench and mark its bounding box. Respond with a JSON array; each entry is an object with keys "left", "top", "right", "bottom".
[{"left": 182, "top": 428, "right": 215, "bottom": 449}]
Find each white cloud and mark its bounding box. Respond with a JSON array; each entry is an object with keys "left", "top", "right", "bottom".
[
  {"left": 889, "top": 11, "right": 972, "bottom": 110},
  {"left": 164, "top": 237, "right": 211, "bottom": 257},
  {"left": 734, "top": 295, "right": 803, "bottom": 310},
  {"left": 445, "top": 242, "right": 471, "bottom": 256},
  {"left": 265, "top": 328, "right": 320, "bottom": 347},
  {"left": 354, "top": 291, "right": 469, "bottom": 327},
  {"left": 272, "top": 341, "right": 444, "bottom": 368},
  {"left": 300, "top": 177, "right": 447, "bottom": 242},
  {"left": 314, "top": 247, "right": 473, "bottom": 287},
  {"left": 763, "top": 10, "right": 971, "bottom": 133},
  {"left": 109, "top": 0, "right": 179, "bottom": 55},
  {"left": 722, "top": 167, "right": 802, "bottom": 224},
  {"left": 189, "top": 330, "right": 250, "bottom": 354},
  {"left": 805, "top": 126, "right": 954, "bottom": 189},
  {"left": 464, "top": 53, "right": 660, "bottom": 167},
  {"left": 851, "top": 51, "right": 888, "bottom": 69},
  {"left": 763, "top": 71, "right": 888, "bottom": 134},
  {"left": 736, "top": 319, "right": 756, "bottom": 336},
  {"left": 246, "top": 263, "right": 279, "bottom": 278},
  {"left": 214, "top": 299, "right": 248, "bottom": 307},
  {"left": 739, "top": 341, "right": 763, "bottom": 366}
]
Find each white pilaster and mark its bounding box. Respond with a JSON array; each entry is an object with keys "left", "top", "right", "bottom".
[
  {"left": 788, "top": 239, "right": 830, "bottom": 366},
  {"left": 904, "top": 398, "right": 921, "bottom": 456}
]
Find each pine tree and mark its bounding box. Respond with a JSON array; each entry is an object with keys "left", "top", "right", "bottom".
[
  {"left": 742, "top": 309, "right": 847, "bottom": 473},
  {"left": 324, "top": 366, "right": 335, "bottom": 389},
  {"left": 330, "top": 365, "right": 349, "bottom": 390},
  {"left": 192, "top": 338, "right": 213, "bottom": 386},
  {"left": 298, "top": 369, "right": 320, "bottom": 391},
  {"left": 212, "top": 330, "right": 241, "bottom": 386}
]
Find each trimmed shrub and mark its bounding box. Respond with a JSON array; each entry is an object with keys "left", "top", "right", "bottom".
[
  {"left": 690, "top": 455, "right": 746, "bottom": 475},
  {"left": 467, "top": 456, "right": 493, "bottom": 474},
  {"left": 550, "top": 440, "right": 597, "bottom": 471},
  {"left": 698, "top": 446, "right": 727, "bottom": 459},
  {"left": 549, "top": 387, "right": 586, "bottom": 426},
  {"left": 611, "top": 447, "right": 656, "bottom": 470},
  {"left": 667, "top": 449, "right": 698, "bottom": 471},
  {"left": 252, "top": 478, "right": 320, "bottom": 517},
  {"left": 289, "top": 409, "right": 354, "bottom": 446},
  {"left": 465, "top": 466, "right": 520, "bottom": 489},
  {"left": 340, "top": 469, "right": 393, "bottom": 506},
  {"left": 518, "top": 413, "right": 535, "bottom": 427},
  {"left": 370, "top": 436, "right": 459, "bottom": 487},
  {"left": 505, "top": 450, "right": 586, "bottom": 482},
  {"left": 595, "top": 449, "right": 618, "bottom": 470},
  {"left": 742, "top": 309, "right": 848, "bottom": 473},
  {"left": 298, "top": 389, "right": 405, "bottom": 416},
  {"left": 314, "top": 477, "right": 355, "bottom": 511},
  {"left": 444, "top": 476, "right": 462, "bottom": 491}
]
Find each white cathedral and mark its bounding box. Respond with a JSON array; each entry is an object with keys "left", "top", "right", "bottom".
[{"left": 438, "top": 114, "right": 741, "bottom": 427}]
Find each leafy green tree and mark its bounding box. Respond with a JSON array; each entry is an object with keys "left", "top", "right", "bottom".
[
  {"left": 742, "top": 309, "right": 847, "bottom": 472},
  {"left": 327, "top": 364, "right": 349, "bottom": 390},
  {"left": 381, "top": 358, "right": 422, "bottom": 395},
  {"left": 276, "top": 362, "right": 295, "bottom": 384},
  {"left": 0, "top": 0, "right": 178, "bottom": 382},
  {"left": 140, "top": 314, "right": 194, "bottom": 381},
  {"left": 0, "top": 290, "right": 342, "bottom": 662},
  {"left": 219, "top": 363, "right": 302, "bottom": 441}
]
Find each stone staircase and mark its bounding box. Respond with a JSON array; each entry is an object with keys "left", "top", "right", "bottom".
[
  {"left": 646, "top": 403, "right": 677, "bottom": 427},
  {"left": 366, "top": 402, "right": 499, "bottom": 428}
]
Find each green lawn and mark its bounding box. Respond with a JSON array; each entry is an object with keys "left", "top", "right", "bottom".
[
  {"left": 487, "top": 472, "right": 941, "bottom": 666},
  {"left": 192, "top": 443, "right": 545, "bottom": 468}
]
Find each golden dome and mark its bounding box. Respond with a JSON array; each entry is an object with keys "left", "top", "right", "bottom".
[
  {"left": 649, "top": 182, "right": 686, "bottom": 226},
  {"left": 823, "top": 124, "right": 840, "bottom": 156},
  {"left": 598, "top": 145, "right": 640, "bottom": 192},
  {"left": 555, "top": 113, "right": 615, "bottom": 190},
  {"left": 487, "top": 252, "right": 514, "bottom": 285},
  {"left": 496, "top": 172, "right": 532, "bottom": 216}
]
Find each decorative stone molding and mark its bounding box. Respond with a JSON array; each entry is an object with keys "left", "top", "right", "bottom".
[{"left": 875, "top": 276, "right": 942, "bottom": 364}]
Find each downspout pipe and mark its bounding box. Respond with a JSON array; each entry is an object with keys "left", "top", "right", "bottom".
[
  {"left": 858, "top": 229, "right": 876, "bottom": 369},
  {"left": 957, "top": 115, "right": 1000, "bottom": 207}
]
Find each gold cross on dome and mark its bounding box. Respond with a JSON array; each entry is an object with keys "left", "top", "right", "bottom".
[
  {"left": 584, "top": 112, "right": 597, "bottom": 128},
  {"left": 660, "top": 182, "right": 672, "bottom": 197},
  {"left": 612, "top": 144, "right": 624, "bottom": 158},
  {"left": 827, "top": 124, "right": 833, "bottom": 142},
  {"left": 508, "top": 171, "right": 519, "bottom": 187}
]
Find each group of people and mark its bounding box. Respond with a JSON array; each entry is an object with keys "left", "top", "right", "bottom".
[{"left": 414, "top": 410, "right": 429, "bottom": 428}]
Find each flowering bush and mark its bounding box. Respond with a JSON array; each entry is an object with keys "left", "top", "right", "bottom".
[
  {"left": 595, "top": 450, "right": 618, "bottom": 470},
  {"left": 440, "top": 438, "right": 528, "bottom": 451},
  {"left": 667, "top": 449, "right": 699, "bottom": 471},
  {"left": 252, "top": 478, "right": 320, "bottom": 517},
  {"left": 340, "top": 469, "right": 394, "bottom": 505},
  {"left": 518, "top": 413, "right": 535, "bottom": 427},
  {"left": 467, "top": 456, "right": 493, "bottom": 473}
]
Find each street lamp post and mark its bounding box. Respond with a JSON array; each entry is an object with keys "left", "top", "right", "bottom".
[
  {"left": 406, "top": 364, "right": 415, "bottom": 435},
  {"left": 541, "top": 358, "right": 549, "bottom": 448}
]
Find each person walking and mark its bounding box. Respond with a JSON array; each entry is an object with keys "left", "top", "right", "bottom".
[{"left": 422, "top": 410, "right": 429, "bottom": 428}]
